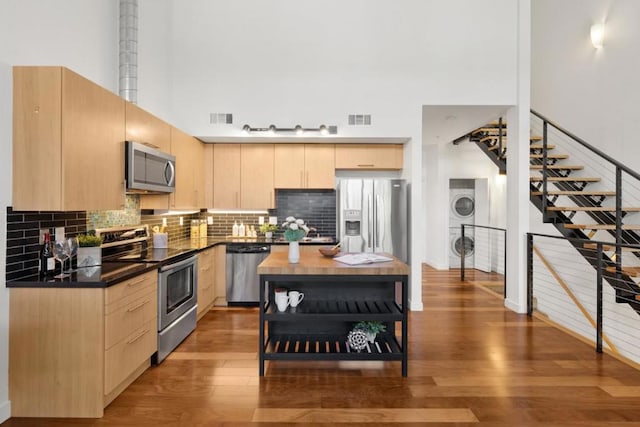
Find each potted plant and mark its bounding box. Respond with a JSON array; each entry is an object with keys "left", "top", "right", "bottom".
[
  {"left": 353, "top": 321, "right": 387, "bottom": 343},
  {"left": 76, "top": 233, "right": 103, "bottom": 267},
  {"left": 259, "top": 223, "right": 278, "bottom": 239}
]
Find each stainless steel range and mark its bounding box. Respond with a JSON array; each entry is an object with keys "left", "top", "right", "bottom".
[{"left": 97, "top": 225, "right": 198, "bottom": 363}]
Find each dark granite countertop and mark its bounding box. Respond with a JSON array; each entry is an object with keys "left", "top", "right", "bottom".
[
  {"left": 7, "top": 262, "right": 159, "bottom": 289},
  {"left": 7, "top": 237, "right": 338, "bottom": 289}
]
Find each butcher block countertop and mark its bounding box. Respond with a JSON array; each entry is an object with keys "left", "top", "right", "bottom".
[{"left": 257, "top": 251, "right": 409, "bottom": 276}]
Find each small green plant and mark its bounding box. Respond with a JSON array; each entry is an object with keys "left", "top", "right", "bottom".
[
  {"left": 259, "top": 223, "right": 278, "bottom": 234},
  {"left": 77, "top": 233, "right": 103, "bottom": 247},
  {"left": 354, "top": 321, "right": 387, "bottom": 334}
]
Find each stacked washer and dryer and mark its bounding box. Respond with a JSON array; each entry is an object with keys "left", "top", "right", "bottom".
[{"left": 449, "top": 180, "right": 475, "bottom": 269}]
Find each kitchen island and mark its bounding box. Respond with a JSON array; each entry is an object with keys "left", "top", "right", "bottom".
[{"left": 257, "top": 251, "right": 409, "bottom": 376}]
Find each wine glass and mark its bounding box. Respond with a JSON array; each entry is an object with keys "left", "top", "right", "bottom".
[
  {"left": 52, "top": 240, "right": 70, "bottom": 279},
  {"left": 64, "top": 237, "right": 78, "bottom": 273}
]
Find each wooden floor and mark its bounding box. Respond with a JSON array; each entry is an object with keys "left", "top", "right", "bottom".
[{"left": 5, "top": 266, "right": 640, "bottom": 426}]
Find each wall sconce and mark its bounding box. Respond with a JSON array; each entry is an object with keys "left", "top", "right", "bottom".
[
  {"left": 590, "top": 22, "right": 605, "bottom": 49},
  {"left": 241, "top": 124, "right": 337, "bottom": 135}
]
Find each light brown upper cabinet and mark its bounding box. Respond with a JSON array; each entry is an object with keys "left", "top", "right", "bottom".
[
  {"left": 274, "top": 144, "right": 335, "bottom": 189},
  {"left": 212, "top": 144, "right": 274, "bottom": 210},
  {"left": 171, "top": 127, "right": 205, "bottom": 209},
  {"left": 140, "top": 126, "right": 205, "bottom": 210},
  {"left": 335, "top": 144, "right": 404, "bottom": 170},
  {"left": 213, "top": 144, "right": 241, "bottom": 208},
  {"left": 13, "top": 66, "right": 126, "bottom": 211},
  {"left": 124, "top": 102, "right": 171, "bottom": 153},
  {"left": 241, "top": 144, "right": 275, "bottom": 209}
]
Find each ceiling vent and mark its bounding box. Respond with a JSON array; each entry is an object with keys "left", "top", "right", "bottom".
[
  {"left": 348, "top": 114, "right": 372, "bottom": 126},
  {"left": 210, "top": 113, "right": 233, "bottom": 124}
]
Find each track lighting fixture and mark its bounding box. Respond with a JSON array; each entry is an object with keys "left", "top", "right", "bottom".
[{"left": 241, "top": 124, "right": 337, "bottom": 135}]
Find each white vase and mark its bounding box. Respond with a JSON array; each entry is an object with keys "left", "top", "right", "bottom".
[
  {"left": 77, "top": 246, "right": 101, "bottom": 267},
  {"left": 288, "top": 241, "right": 300, "bottom": 264},
  {"left": 265, "top": 231, "right": 273, "bottom": 239}
]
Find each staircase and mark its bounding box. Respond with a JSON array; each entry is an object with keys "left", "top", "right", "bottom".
[{"left": 459, "top": 111, "right": 640, "bottom": 312}]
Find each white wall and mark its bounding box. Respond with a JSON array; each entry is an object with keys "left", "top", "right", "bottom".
[
  {"left": 532, "top": 0, "right": 640, "bottom": 170},
  {"left": 155, "top": 0, "right": 519, "bottom": 138},
  {"left": 0, "top": 0, "right": 119, "bottom": 91},
  {"left": 0, "top": 61, "right": 12, "bottom": 424}
]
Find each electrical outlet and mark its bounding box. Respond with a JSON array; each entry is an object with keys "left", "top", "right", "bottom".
[
  {"left": 258, "top": 216, "right": 265, "bottom": 225},
  {"left": 55, "top": 227, "right": 65, "bottom": 242},
  {"left": 207, "top": 216, "right": 213, "bottom": 225},
  {"left": 179, "top": 216, "right": 184, "bottom": 226},
  {"left": 269, "top": 216, "right": 278, "bottom": 225}
]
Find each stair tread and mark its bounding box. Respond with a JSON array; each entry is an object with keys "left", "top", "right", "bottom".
[
  {"left": 530, "top": 176, "right": 601, "bottom": 182},
  {"left": 472, "top": 127, "right": 506, "bottom": 136},
  {"left": 583, "top": 243, "right": 640, "bottom": 251},
  {"left": 530, "top": 164, "right": 584, "bottom": 170},
  {"left": 605, "top": 266, "right": 640, "bottom": 277},
  {"left": 478, "top": 136, "right": 544, "bottom": 143},
  {"left": 530, "top": 154, "right": 570, "bottom": 159},
  {"left": 532, "top": 190, "right": 616, "bottom": 196},
  {"left": 529, "top": 143, "right": 555, "bottom": 149},
  {"left": 564, "top": 224, "right": 640, "bottom": 230},
  {"left": 548, "top": 206, "right": 640, "bottom": 212}
]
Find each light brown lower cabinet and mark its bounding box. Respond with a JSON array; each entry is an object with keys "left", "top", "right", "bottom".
[
  {"left": 197, "top": 247, "right": 216, "bottom": 319},
  {"left": 9, "top": 270, "right": 158, "bottom": 418},
  {"left": 213, "top": 245, "right": 227, "bottom": 306}
]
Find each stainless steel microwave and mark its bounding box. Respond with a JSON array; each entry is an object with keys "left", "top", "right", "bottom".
[{"left": 125, "top": 141, "right": 176, "bottom": 193}]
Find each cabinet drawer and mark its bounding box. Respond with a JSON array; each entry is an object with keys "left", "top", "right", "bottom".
[
  {"left": 105, "top": 270, "right": 156, "bottom": 306},
  {"left": 104, "top": 318, "right": 156, "bottom": 394},
  {"left": 105, "top": 287, "right": 157, "bottom": 350}
]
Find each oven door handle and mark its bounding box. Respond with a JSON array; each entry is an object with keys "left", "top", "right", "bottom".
[{"left": 159, "top": 254, "right": 198, "bottom": 273}]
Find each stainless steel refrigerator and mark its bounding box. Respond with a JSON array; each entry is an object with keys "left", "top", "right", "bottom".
[{"left": 337, "top": 178, "right": 408, "bottom": 262}]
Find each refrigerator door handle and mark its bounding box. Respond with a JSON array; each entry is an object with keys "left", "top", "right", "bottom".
[
  {"left": 368, "top": 194, "right": 373, "bottom": 248},
  {"left": 376, "top": 194, "right": 384, "bottom": 248}
]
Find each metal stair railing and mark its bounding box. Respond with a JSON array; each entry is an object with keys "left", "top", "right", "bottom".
[{"left": 527, "top": 232, "right": 640, "bottom": 364}]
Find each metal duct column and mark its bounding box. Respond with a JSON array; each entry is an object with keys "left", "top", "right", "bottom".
[{"left": 119, "top": 0, "right": 138, "bottom": 103}]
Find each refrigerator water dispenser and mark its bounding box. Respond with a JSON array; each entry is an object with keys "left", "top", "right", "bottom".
[{"left": 343, "top": 210, "right": 361, "bottom": 236}]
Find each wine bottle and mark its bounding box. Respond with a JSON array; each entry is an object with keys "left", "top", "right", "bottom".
[{"left": 40, "top": 232, "right": 55, "bottom": 277}]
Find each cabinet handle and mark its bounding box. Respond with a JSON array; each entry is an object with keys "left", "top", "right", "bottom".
[
  {"left": 300, "top": 171, "right": 303, "bottom": 187},
  {"left": 126, "top": 329, "right": 149, "bottom": 345},
  {"left": 121, "top": 180, "right": 127, "bottom": 208},
  {"left": 141, "top": 142, "right": 159, "bottom": 149},
  {"left": 357, "top": 164, "right": 375, "bottom": 168},
  {"left": 306, "top": 171, "right": 309, "bottom": 187},
  {"left": 127, "top": 278, "right": 146, "bottom": 287},
  {"left": 235, "top": 192, "right": 239, "bottom": 208},
  {"left": 126, "top": 300, "right": 149, "bottom": 313}
]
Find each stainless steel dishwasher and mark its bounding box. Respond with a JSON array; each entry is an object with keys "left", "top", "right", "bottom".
[{"left": 225, "top": 243, "right": 270, "bottom": 306}]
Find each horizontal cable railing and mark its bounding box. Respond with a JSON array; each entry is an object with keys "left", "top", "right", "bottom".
[
  {"left": 527, "top": 232, "right": 640, "bottom": 363},
  {"left": 460, "top": 224, "right": 507, "bottom": 298}
]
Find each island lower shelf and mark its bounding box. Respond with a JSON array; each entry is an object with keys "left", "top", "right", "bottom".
[{"left": 264, "top": 333, "right": 403, "bottom": 360}]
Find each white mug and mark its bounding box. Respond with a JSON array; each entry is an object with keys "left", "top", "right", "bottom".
[
  {"left": 275, "top": 293, "right": 289, "bottom": 312},
  {"left": 288, "top": 291, "right": 304, "bottom": 308}
]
